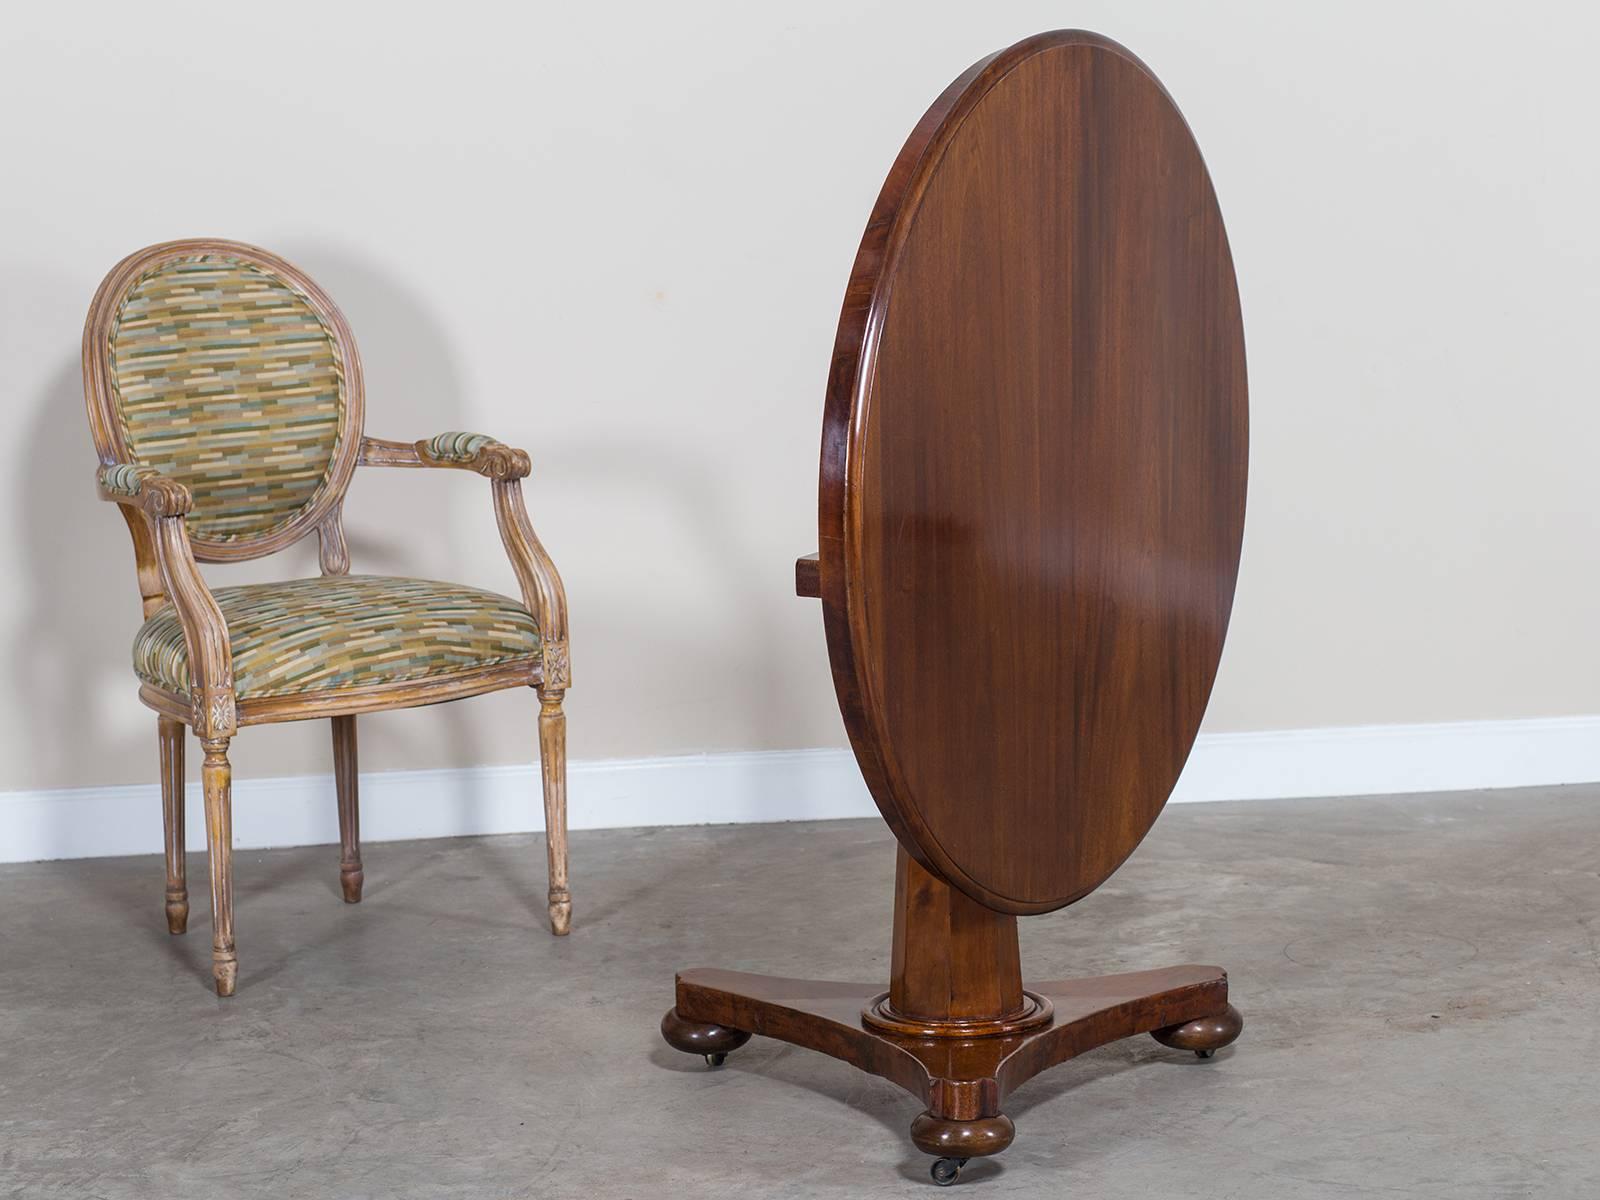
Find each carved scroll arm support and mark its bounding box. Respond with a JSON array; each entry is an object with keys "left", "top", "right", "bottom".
[
  {"left": 96, "top": 461, "right": 192, "bottom": 518},
  {"left": 97, "top": 463, "right": 236, "bottom": 738},
  {"left": 358, "top": 435, "right": 569, "bottom": 688},
  {"left": 358, "top": 432, "right": 531, "bottom": 481}
]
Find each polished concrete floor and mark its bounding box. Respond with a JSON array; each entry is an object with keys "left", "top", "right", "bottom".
[{"left": 3, "top": 786, "right": 1598, "bottom": 1198}]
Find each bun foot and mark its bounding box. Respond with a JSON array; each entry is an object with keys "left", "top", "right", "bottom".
[
  {"left": 1152, "top": 1002, "right": 1242, "bottom": 1056},
  {"left": 165, "top": 891, "right": 189, "bottom": 935},
  {"left": 660, "top": 1008, "right": 751, "bottom": 1062},
  {"left": 910, "top": 1111, "right": 1014, "bottom": 1160}
]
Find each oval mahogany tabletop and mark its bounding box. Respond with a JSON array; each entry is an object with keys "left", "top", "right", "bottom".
[{"left": 818, "top": 31, "right": 1248, "bottom": 915}]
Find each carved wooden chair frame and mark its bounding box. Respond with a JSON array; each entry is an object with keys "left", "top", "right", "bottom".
[{"left": 83, "top": 238, "right": 571, "bottom": 996}]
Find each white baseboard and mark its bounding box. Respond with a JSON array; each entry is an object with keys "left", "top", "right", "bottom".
[{"left": 4, "top": 715, "right": 1599, "bottom": 864}]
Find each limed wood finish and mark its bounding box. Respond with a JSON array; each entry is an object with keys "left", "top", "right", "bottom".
[
  {"left": 664, "top": 30, "right": 1248, "bottom": 1179},
  {"left": 83, "top": 239, "right": 573, "bottom": 996},
  {"left": 201, "top": 737, "right": 236, "bottom": 997},
  {"left": 158, "top": 716, "right": 187, "bottom": 934},
  {"left": 332, "top": 715, "right": 363, "bottom": 903},
  {"left": 537, "top": 686, "right": 572, "bottom": 935}
]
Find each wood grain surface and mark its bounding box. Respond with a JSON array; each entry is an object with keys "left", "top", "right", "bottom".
[{"left": 818, "top": 30, "right": 1248, "bottom": 914}]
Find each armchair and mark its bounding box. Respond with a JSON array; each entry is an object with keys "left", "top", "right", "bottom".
[{"left": 82, "top": 239, "right": 571, "bottom": 996}]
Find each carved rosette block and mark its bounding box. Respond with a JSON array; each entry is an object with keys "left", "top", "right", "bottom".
[
  {"left": 542, "top": 639, "right": 570, "bottom": 690},
  {"left": 191, "top": 688, "right": 237, "bottom": 741}
]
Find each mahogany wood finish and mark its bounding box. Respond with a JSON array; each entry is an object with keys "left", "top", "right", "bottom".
[
  {"left": 1152, "top": 1004, "right": 1245, "bottom": 1057},
  {"left": 659, "top": 1009, "right": 751, "bottom": 1066},
  {"left": 821, "top": 33, "right": 1247, "bottom": 915},
  {"left": 793, "top": 552, "right": 820, "bottom": 599},
  {"left": 83, "top": 239, "right": 573, "bottom": 995},
  {"left": 666, "top": 962, "right": 1230, "bottom": 1142},
  {"left": 663, "top": 31, "right": 1248, "bottom": 1181},
  {"left": 872, "top": 848, "right": 1045, "bottom": 1039}
]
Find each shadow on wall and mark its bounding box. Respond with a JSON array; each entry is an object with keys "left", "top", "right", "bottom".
[
  {"left": 532, "top": 434, "right": 797, "bottom": 757},
  {"left": 290, "top": 243, "right": 807, "bottom": 763},
  {"left": 276, "top": 242, "right": 474, "bottom": 576},
  {"left": 17, "top": 247, "right": 494, "bottom": 846},
  {"left": 275, "top": 242, "right": 491, "bottom": 818},
  {"left": 18, "top": 239, "right": 806, "bottom": 855},
  {"left": 17, "top": 357, "right": 152, "bottom": 793}
]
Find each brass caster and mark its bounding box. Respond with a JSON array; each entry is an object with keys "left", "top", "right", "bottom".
[{"left": 931, "top": 1157, "right": 967, "bottom": 1186}]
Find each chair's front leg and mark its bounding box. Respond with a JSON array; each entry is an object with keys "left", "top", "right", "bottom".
[
  {"left": 158, "top": 717, "right": 188, "bottom": 934},
  {"left": 201, "top": 737, "right": 238, "bottom": 996},
  {"left": 538, "top": 686, "right": 571, "bottom": 935}
]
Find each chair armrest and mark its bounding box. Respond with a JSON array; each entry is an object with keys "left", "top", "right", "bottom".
[
  {"left": 97, "top": 462, "right": 193, "bottom": 517},
  {"left": 360, "top": 433, "right": 531, "bottom": 480},
  {"left": 357, "top": 434, "right": 568, "bottom": 689},
  {"left": 97, "top": 464, "right": 235, "bottom": 737}
]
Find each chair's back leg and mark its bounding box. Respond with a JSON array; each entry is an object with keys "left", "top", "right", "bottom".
[
  {"left": 200, "top": 737, "right": 237, "bottom": 997},
  {"left": 537, "top": 686, "right": 571, "bottom": 935},
  {"left": 331, "top": 715, "right": 363, "bottom": 903},
  {"left": 158, "top": 717, "right": 189, "bottom": 934}
]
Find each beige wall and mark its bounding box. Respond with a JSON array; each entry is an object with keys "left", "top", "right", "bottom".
[{"left": 3, "top": 1, "right": 1597, "bottom": 794}]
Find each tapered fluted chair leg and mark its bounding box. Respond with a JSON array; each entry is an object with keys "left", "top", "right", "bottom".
[
  {"left": 158, "top": 717, "right": 189, "bottom": 934},
  {"left": 538, "top": 686, "right": 571, "bottom": 935},
  {"left": 332, "top": 715, "right": 363, "bottom": 903},
  {"left": 201, "top": 737, "right": 237, "bottom": 997}
]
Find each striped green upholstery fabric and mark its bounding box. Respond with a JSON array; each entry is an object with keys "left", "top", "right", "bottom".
[
  {"left": 99, "top": 462, "right": 159, "bottom": 496},
  {"left": 133, "top": 575, "right": 541, "bottom": 699},
  {"left": 424, "top": 432, "right": 494, "bottom": 462},
  {"left": 108, "top": 255, "right": 346, "bottom": 542}
]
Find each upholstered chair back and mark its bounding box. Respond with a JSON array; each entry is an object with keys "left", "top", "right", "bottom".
[{"left": 84, "top": 241, "right": 365, "bottom": 563}]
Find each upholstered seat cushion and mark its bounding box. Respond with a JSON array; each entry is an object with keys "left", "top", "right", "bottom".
[{"left": 133, "top": 575, "right": 541, "bottom": 699}]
